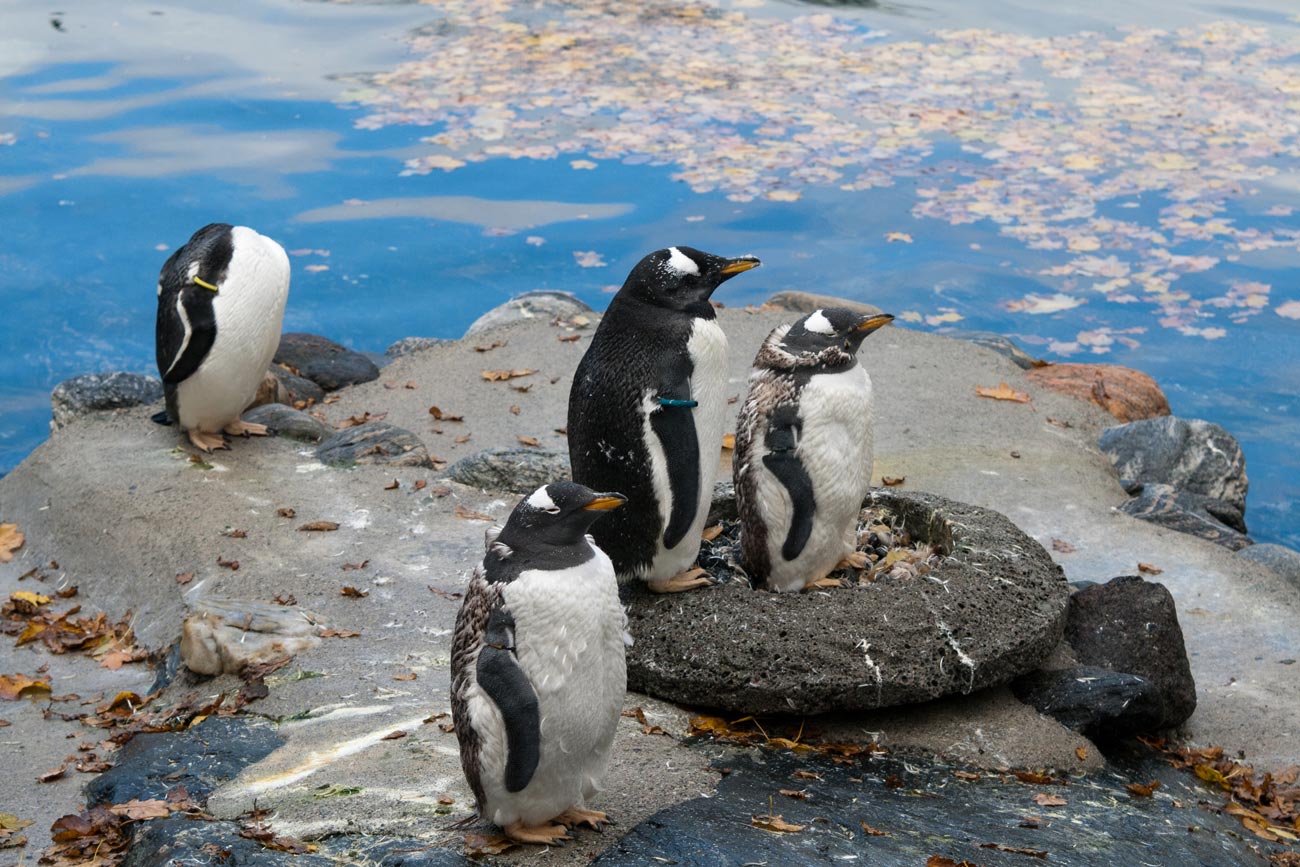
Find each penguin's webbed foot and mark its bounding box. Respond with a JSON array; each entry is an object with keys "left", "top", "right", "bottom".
[
  {"left": 187, "top": 429, "right": 229, "bottom": 453},
  {"left": 647, "top": 567, "right": 711, "bottom": 593},
  {"left": 556, "top": 807, "right": 609, "bottom": 831},
  {"left": 837, "top": 551, "right": 870, "bottom": 571},
  {"left": 504, "top": 821, "right": 572, "bottom": 845},
  {"left": 224, "top": 419, "right": 269, "bottom": 438}
]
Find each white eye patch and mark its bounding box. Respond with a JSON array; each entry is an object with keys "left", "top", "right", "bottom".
[
  {"left": 666, "top": 246, "right": 700, "bottom": 276},
  {"left": 803, "top": 309, "right": 834, "bottom": 335},
  {"left": 526, "top": 486, "right": 561, "bottom": 513}
]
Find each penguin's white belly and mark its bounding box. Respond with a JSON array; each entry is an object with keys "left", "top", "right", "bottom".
[
  {"left": 644, "top": 317, "right": 728, "bottom": 580},
  {"left": 177, "top": 231, "right": 289, "bottom": 433},
  {"left": 472, "top": 551, "right": 627, "bottom": 827},
  {"left": 766, "top": 366, "right": 874, "bottom": 591}
]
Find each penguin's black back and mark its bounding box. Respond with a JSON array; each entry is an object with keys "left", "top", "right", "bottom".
[{"left": 568, "top": 293, "right": 696, "bottom": 576}]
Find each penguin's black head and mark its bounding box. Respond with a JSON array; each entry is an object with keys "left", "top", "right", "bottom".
[
  {"left": 781, "top": 307, "right": 894, "bottom": 356},
  {"left": 159, "top": 223, "right": 236, "bottom": 294},
  {"left": 503, "top": 481, "right": 626, "bottom": 547},
  {"left": 621, "top": 246, "right": 761, "bottom": 317}
]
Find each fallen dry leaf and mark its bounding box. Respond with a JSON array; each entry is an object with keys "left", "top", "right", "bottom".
[
  {"left": 721, "top": 433, "right": 736, "bottom": 450},
  {"left": 474, "top": 340, "right": 506, "bottom": 352},
  {"left": 454, "top": 504, "right": 495, "bottom": 522},
  {"left": 277, "top": 507, "right": 296, "bottom": 519},
  {"left": 1138, "top": 562, "right": 1163, "bottom": 575},
  {"left": 297, "top": 521, "right": 340, "bottom": 532},
  {"left": 381, "top": 730, "right": 408, "bottom": 740},
  {"left": 216, "top": 556, "right": 239, "bottom": 571},
  {"left": 108, "top": 799, "right": 170, "bottom": 821},
  {"left": 481, "top": 369, "right": 536, "bottom": 382},
  {"left": 0, "top": 673, "right": 52, "bottom": 701},
  {"left": 384, "top": 479, "right": 399, "bottom": 491},
  {"left": 860, "top": 820, "right": 891, "bottom": 836},
  {"left": 464, "top": 833, "right": 518, "bottom": 857},
  {"left": 976, "top": 382, "right": 1032, "bottom": 403},
  {"left": 1033, "top": 793, "right": 1067, "bottom": 807},
  {"left": 881, "top": 476, "right": 906, "bottom": 487},
  {"left": 1075, "top": 746, "right": 1088, "bottom": 761},
  {"left": 38, "top": 761, "right": 69, "bottom": 783},
  {"left": 340, "top": 586, "right": 369, "bottom": 599},
  {"left": 751, "top": 814, "right": 804, "bottom": 833},
  {"left": 453, "top": 434, "right": 472, "bottom": 444},
  {"left": 701, "top": 524, "right": 723, "bottom": 542},
  {"left": 99, "top": 649, "right": 147, "bottom": 671},
  {"left": 1045, "top": 417, "right": 1072, "bottom": 428},
  {"left": 792, "top": 770, "right": 822, "bottom": 780},
  {"left": 222, "top": 528, "right": 247, "bottom": 539},
  {"left": 428, "top": 406, "right": 464, "bottom": 421},
  {"left": 341, "top": 560, "right": 369, "bottom": 572},
  {"left": 0, "top": 523, "right": 24, "bottom": 563},
  {"left": 393, "top": 671, "right": 417, "bottom": 681},
  {"left": 337, "top": 411, "right": 387, "bottom": 429},
  {"left": 1051, "top": 538, "right": 1077, "bottom": 553},
  {"left": 979, "top": 842, "right": 1048, "bottom": 858},
  {"left": 954, "top": 771, "right": 982, "bottom": 782},
  {"left": 1126, "top": 780, "right": 1161, "bottom": 798},
  {"left": 516, "top": 435, "right": 540, "bottom": 447},
  {"left": 926, "top": 858, "right": 981, "bottom": 867},
  {"left": 320, "top": 628, "right": 360, "bottom": 638},
  {"left": 778, "top": 789, "right": 808, "bottom": 800},
  {"left": 558, "top": 334, "right": 581, "bottom": 343},
  {"left": 175, "top": 572, "right": 194, "bottom": 586},
  {"left": 509, "top": 405, "right": 521, "bottom": 415}
]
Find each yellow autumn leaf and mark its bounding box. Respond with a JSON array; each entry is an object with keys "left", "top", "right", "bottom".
[
  {"left": 0, "top": 673, "right": 51, "bottom": 701},
  {"left": 0, "top": 523, "right": 23, "bottom": 563},
  {"left": 11, "top": 591, "right": 50, "bottom": 608},
  {"left": 752, "top": 813, "right": 804, "bottom": 833},
  {"left": 975, "top": 382, "right": 1032, "bottom": 403}
]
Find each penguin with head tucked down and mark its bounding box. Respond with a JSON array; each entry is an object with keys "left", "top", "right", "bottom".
[
  {"left": 154, "top": 223, "right": 290, "bottom": 452},
  {"left": 567, "top": 246, "right": 760, "bottom": 593},
  {"left": 451, "top": 481, "right": 629, "bottom": 845},
  {"left": 734, "top": 307, "right": 894, "bottom": 592}
]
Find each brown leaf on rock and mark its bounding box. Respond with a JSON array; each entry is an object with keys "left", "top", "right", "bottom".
[
  {"left": 474, "top": 340, "right": 506, "bottom": 353},
  {"left": 1075, "top": 746, "right": 1088, "bottom": 761},
  {"left": 216, "top": 557, "right": 239, "bottom": 571},
  {"left": 424, "top": 712, "right": 449, "bottom": 724},
  {"left": 481, "top": 369, "right": 536, "bottom": 382},
  {"left": 272, "top": 593, "right": 296, "bottom": 606},
  {"left": 701, "top": 524, "right": 723, "bottom": 542},
  {"left": 340, "top": 586, "right": 369, "bottom": 599},
  {"left": 428, "top": 406, "right": 464, "bottom": 421},
  {"left": 453, "top": 434, "right": 472, "bottom": 444},
  {"left": 881, "top": 476, "right": 906, "bottom": 487},
  {"left": 509, "top": 405, "right": 521, "bottom": 415},
  {"left": 1045, "top": 417, "right": 1072, "bottom": 429},
  {"left": 320, "top": 628, "right": 360, "bottom": 638},
  {"left": 384, "top": 479, "right": 400, "bottom": 491},
  {"left": 1051, "top": 538, "right": 1076, "bottom": 553},
  {"left": 926, "top": 858, "right": 982, "bottom": 867},
  {"left": 393, "top": 672, "right": 417, "bottom": 681},
  {"left": 621, "top": 706, "right": 666, "bottom": 735},
  {"left": 454, "top": 504, "right": 495, "bottom": 522},
  {"left": 751, "top": 814, "right": 804, "bottom": 833},
  {"left": 1126, "top": 780, "right": 1161, "bottom": 798},
  {"left": 38, "top": 760, "right": 70, "bottom": 783},
  {"left": 516, "top": 435, "right": 540, "bottom": 447},
  {"left": 0, "top": 673, "right": 51, "bottom": 701},
  {"left": 0, "top": 523, "right": 25, "bottom": 563},
  {"left": 1138, "top": 562, "right": 1163, "bottom": 575},
  {"left": 778, "top": 789, "right": 808, "bottom": 800},
  {"left": 979, "top": 842, "right": 1048, "bottom": 858},
  {"left": 558, "top": 334, "right": 581, "bottom": 343},
  {"left": 341, "top": 560, "right": 369, "bottom": 572},
  {"left": 977, "top": 382, "right": 1032, "bottom": 403},
  {"left": 337, "top": 411, "right": 387, "bottom": 429},
  {"left": 108, "top": 799, "right": 170, "bottom": 821},
  {"left": 954, "top": 771, "right": 982, "bottom": 782},
  {"left": 464, "top": 833, "right": 518, "bottom": 857},
  {"left": 414, "top": 480, "right": 428, "bottom": 491},
  {"left": 297, "top": 521, "right": 339, "bottom": 532},
  {"left": 1033, "top": 793, "right": 1067, "bottom": 807},
  {"left": 99, "top": 649, "right": 147, "bottom": 671},
  {"left": 382, "top": 730, "right": 408, "bottom": 740},
  {"left": 860, "top": 820, "right": 891, "bottom": 836},
  {"left": 276, "top": 507, "right": 296, "bottom": 519},
  {"left": 222, "top": 529, "right": 247, "bottom": 539}
]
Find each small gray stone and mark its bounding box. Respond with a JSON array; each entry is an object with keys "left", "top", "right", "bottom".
[
  {"left": 316, "top": 421, "right": 432, "bottom": 468},
  {"left": 1119, "top": 483, "right": 1252, "bottom": 550},
  {"left": 270, "top": 365, "right": 326, "bottom": 405},
  {"left": 274, "top": 333, "right": 380, "bottom": 391},
  {"left": 764, "top": 290, "right": 883, "bottom": 317},
  {"left": 445, "top": 447, "right": 571, "bottom": 494},
  {"left": 1065, "top": 576, "right": 1196, "bottom": 729},
  {"left": 626, "top": 489, "right": 1069, "bottom": 715},
  {"left": 1011, "top": 666, "right": 1166, "bottom": 740},
  {"left": 464, "top": 290, "right": 593, "bottom": 338},
  {"left": 1099, "top": 416, "right": 1248, "bottom": 514},
  {"left": 1235, "top": 543, "right": 1300, "bottom": 588},
  {"left": 943, "top": 330, "right": 1039, "bottom": 370},
  {"left": 50, "top": 371, "right": 163, "bottom": 428},
  {"left": 387, "top": 336, "right": 455, "bottom": 357},
  {"left": 241, "top": 404, "right": 333, "bottom": 443}
]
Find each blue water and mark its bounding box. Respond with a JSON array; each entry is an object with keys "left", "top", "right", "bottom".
[{"left": 1, "top": 0, "right": 1296, "bottom": 549}]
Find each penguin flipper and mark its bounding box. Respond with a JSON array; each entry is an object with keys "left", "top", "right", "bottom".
[
  {"left": 156, "top": 284, "right": 218, "bottom": 385},
  {"left": 476, "top": 604, "right": 541, "bottom": 793},
  {"left": 761, "top": 406, "right": 816, "bottom": 561},
  {"left": 652, "top": 357, "right": 701, "bottom": 550}
]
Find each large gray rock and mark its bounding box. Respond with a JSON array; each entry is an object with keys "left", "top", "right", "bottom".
[
  {"left": 1099, "top": 416, "right": 1248, "bottom": 513},
  {"left": 764, "top": 290, "right": 883, "bottom": 317},
  {"left": 50, "top": 371, "right": 163, "bottom": 428},
  {"left": 241, "top": 403, "right": 333, "bottom": 443},
  {"left": 270, "top": 364, "right": 327, "bottom": 406},
  {"left": 1119, "top": 483, "right": 1252, "bottom": 551},
  {"left": 445, "top": 447, "right": 571, "bottom": 493},
  {"left": 943, "top": 329, "right": 1039, "bottom": 370},
  {"left": 626, "top": 489, "right": 1069, "bottom": 715},
  {"left": 464, "top": 290, "right": 593, "bottom": 338},
  {"left": 316, "top": 421, "right": 433, "bottom": 468},
  {"left": 1236, "top": 543, "right": 1300, "bottom": 589},
  {"left": 274, "top": 333, "right": 380, "bottom": 391},
  {"left": 1064, "top": 576, "right": 1196, "bottom": 729},
  {"left": 1010, "top": 666, "right": 1165, "bottom": 740}
]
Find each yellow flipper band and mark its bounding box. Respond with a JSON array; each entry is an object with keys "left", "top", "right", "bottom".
[{"left": 192, "top": 276, "right": 219, "bottom": 292}]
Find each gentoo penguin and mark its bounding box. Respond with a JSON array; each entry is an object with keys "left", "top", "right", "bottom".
[
  {"left": 734, "top": 307, "right": 894, "bottom": 592},
  {"left": 154, "top": 223, "right": 290, "bottom": 452},
  {"left": 568, "top": 246, "right": 760, "bottom": 593},
  {"left": 450, "top": 481, "right": 629, "bottom": 845}
]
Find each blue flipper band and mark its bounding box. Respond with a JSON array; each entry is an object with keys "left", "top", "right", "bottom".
[{"left": 658, "top": 398, "right": 698, "bottom": 408}]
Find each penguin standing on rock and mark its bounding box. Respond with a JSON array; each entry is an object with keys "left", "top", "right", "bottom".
[
  {"left": 154, "top": 223, "right": 290, "bottom": 452},
  {"left": 451, "top": 481, "right": 629, "bottom": 845},
  {"left": 568, "top": 246, "right": 760, "bottom": 593},
  {"left": 734, "top": 307, "right": 894, "bottom": 592}
]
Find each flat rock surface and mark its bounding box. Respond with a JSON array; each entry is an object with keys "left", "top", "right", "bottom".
[
  {"left": 626, "top": 489, "right": 1069, "bottom": 714},
  {"left": 3, "top": 306, "right": 1299, "bottom": 860}
]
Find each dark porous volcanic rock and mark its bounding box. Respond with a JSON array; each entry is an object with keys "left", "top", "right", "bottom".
[
  {"left": 1064, "top": 576, "right": 1196, "bottom": 729},
  {"left": 944, "top": 330, "right": 1039, "bottom": 370},
  {"left": 1236, "top": 543, "right": 1300, "bottom": 589},
  {"left": 445, "top": 447, "right": 571, "bottom": 494},
  {"left": 50, "top": 371, "right": 163, "bottom": 428},
  {"left": 626, "top": 489, "right": 1069, "bottom": 715},
  {"left": 87, "top": 716, "right": 281, "bottom": 807},
  {"left": 1026, "top": 363, "right": 1171, "bottom": 422},
  {"left": 1099, "top": 416, "right": 1248, "bottom": 513},
  {"left": 316, "top": 422, "right": 432, "bottom": 468},
  {"left": 1120, "top": 483, "right": 1252, "bottom": 550},
  {"left": 270, "top": 364, "right": 327, "bottom": 405},
  {"left": 274, "top": 333, "right": 380, "bottom": 391},
  {"left": 464, "top": 290, "right": 593, "bottom": 338},
  {"left": 242, "top": 403, "right": 334, "bottom": 443},
  {"left": 763, "top": 290, "right": 885, "bottom": 318},
  {"left": 124, "top": 818, "right": 336, "bottom": 867},
  {"left": 1011, "top": 666, "right": 1165, "bottom": 741}
]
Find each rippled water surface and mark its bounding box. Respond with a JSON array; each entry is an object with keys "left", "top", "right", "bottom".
[{"left": 1, "top": 0, "right": 1297, "bottom": 548}]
